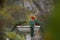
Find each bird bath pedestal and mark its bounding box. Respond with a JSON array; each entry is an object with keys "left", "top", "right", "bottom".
[{"left": 17, "top": 25, "right": 40, "bottom": 40}]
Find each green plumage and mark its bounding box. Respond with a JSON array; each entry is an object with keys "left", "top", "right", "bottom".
[{"left": 29, "top": 19, "right": 41, "bottom": 37}]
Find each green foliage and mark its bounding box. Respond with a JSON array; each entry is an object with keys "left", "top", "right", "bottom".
[
  {"left": 44, "top": 0, "right": 60, "bottom": 40},
  {"left": 6, "top": 32, "right": 25, "bottom": 40},
  {"left": 0, "top": 5, "right": 25, "bottom": 40}
]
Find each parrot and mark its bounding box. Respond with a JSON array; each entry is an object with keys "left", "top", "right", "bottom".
[
  {"left": 11, "top": 21, "right": 26, "bottom": 32},
  {"left": 29, "top": 16, "right": 41, "bottom": 37}
]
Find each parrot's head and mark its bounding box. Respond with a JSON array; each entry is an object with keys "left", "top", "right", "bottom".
[{"left": 31, "top": 16, "right": 35, "bottom": 20}]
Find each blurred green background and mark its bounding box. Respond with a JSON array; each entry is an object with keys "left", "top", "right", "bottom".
[
  {"left": 0, "top": 0, "right": 60, "bottom": 40},
  {"left": 44, "top": 0, "right": 60, "bottom": 40}
]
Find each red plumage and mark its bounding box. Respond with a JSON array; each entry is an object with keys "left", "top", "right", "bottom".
[{"left": 31, "top": 16, "right": 35, "bottom": 20}]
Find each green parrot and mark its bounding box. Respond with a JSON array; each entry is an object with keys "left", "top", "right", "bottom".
[
  {"left": 29, "top": 16, "right": 41, "bottom": 37},
  {"left": 11, "top": 21, "right": 26, "bottom": 32}
]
